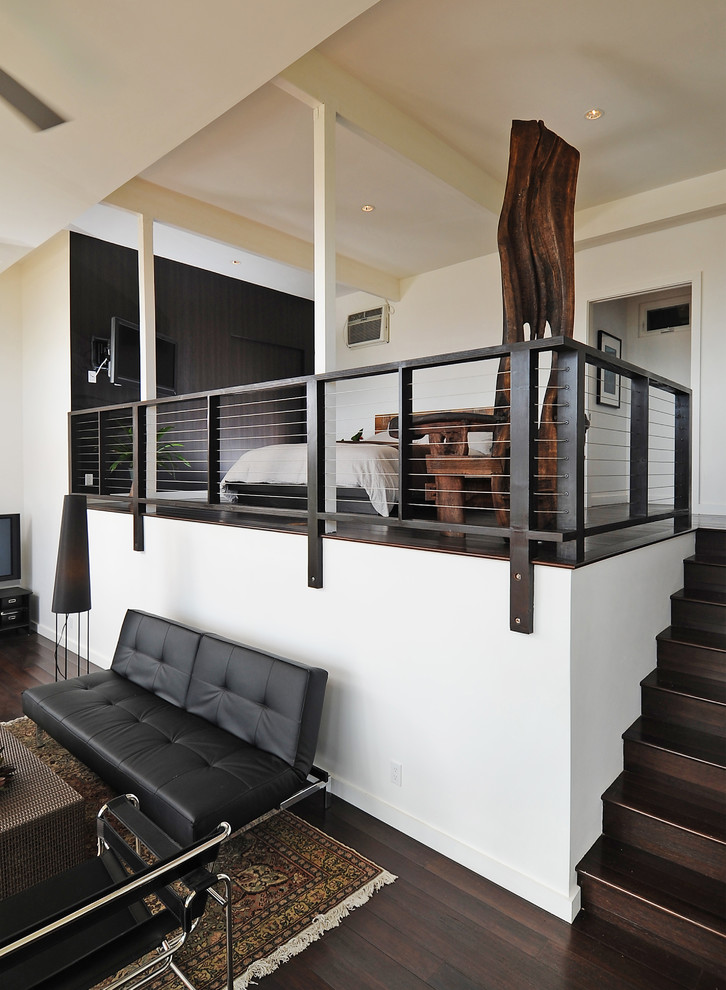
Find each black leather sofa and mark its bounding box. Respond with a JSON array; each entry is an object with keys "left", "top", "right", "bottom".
[{"left": 22, "top": 609, "right": 328, "bottom": 844}]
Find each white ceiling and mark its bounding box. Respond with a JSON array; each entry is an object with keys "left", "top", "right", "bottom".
[
  {"left": 0, "top": 0, "right": 378, "bottom": 271},
  {"left": 2, "top": 0, "right": 725, "bottom": 293}
]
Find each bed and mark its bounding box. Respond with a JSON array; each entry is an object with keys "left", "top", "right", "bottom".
[
  {"left": 221, "top": 407, "right": 503, "bottom": 522},
  {"left": 221, "top": 440, "right": 400, "bottom": 516}
]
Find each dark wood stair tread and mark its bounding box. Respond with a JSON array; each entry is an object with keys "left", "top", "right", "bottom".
[
  {"left": 603, "top": 771, "right": 726, "bottom": 843},
  {"left": 624, "top": 717, "right": 726, "bottom": 769},
  {"left": 685, "top": 553, "right": 726, "bottom": 570},
  {"left": 657, "top": 625, "right": 726, "bottom": 653},
  {"left": 687, "top": 554, "right": 726, "bottom": 571},
  {"left": 641, "top": 667, "right": 726, "bottom": 705},
  {"left": 577, "top": 836, "right": 726, "bottom": 933},
  {"left": 671, "top": 587, "right": 726, "bottom": 608}
]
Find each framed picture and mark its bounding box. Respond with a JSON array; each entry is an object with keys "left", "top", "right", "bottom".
[{"left": 596, "top": 330, "right": 621, "bottom": 407}]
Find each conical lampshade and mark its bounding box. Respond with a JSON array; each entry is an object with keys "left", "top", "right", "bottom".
[{"left": 52, "top": 494, "right": 91, "bottom": 614}]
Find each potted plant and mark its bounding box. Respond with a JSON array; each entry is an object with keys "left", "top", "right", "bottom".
[{"left": 109, "top": 424, "right": 191, "bottom": 482}]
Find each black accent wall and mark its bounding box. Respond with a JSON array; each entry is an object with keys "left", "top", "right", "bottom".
[{"left": 70, "top": 232, "right": 314, "bottom": 411}]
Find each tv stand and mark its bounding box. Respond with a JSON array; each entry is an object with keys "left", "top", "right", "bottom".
[{"left": 0, "top": 587, "right": 31, "bottom": 636}]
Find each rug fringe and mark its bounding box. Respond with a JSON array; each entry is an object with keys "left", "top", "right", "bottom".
[{"left": 234, "top": 868, "right": 397, "bottom": 989}]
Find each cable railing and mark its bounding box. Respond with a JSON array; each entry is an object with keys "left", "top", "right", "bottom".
[{"left": 68, "top": 337, "right": 691, "bottom": 632}]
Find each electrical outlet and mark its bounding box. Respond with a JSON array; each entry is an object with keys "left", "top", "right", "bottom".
[
  {"left": 390, "top": 760, "right": 402, "bottom": 787},
  {"left": 87, "top": 370, "right": 97, "bottom": 383},
  {"left": 84, "top": 474, "right": 94, "bottom": 486}
]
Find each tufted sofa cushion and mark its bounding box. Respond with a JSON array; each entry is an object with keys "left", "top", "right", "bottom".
[
  {"left": 185, "top": 635, "right": 325, "bottom": 775},
  {"left": 110, "top": 611, "right": 201, "bottom": 707}
]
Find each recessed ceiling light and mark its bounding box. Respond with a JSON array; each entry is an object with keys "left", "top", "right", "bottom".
[
  {"left": 584, "top": 108, "right": 604, "bottom": 120},
  {"left": 361, "top": 204, "right": 375, "bottom": 212},
  {"left": 231, "top": 259, "right": 241, "bottom": 264}
]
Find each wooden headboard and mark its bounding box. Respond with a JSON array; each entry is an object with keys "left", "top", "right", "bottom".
[{"left": 374, "top": 408, "right": 495, "bottom": 434}]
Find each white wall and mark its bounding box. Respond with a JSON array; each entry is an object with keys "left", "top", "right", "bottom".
[
  {"left": 18, "top": 233, "right": 71, "bottom": 623},
  {"left": 59, "top": 508, "right": 578, "bottom": 920},
  {"left": 36, "top": 506, "right": 692, "bottom": 922},
  {"left": 336, "top": 252, "right": 503, "bottom": 372},
  {"left": 0, "top": 265, "right": 25, "bottom": 585}
]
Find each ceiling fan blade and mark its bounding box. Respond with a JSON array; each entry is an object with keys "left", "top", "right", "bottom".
[{"left": 0, "top": 67, "right": 66, "bottom": 130}]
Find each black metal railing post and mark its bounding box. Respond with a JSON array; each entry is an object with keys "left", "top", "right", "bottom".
[
  {"left": 131, "top": 404, "right": 146, "bottom": 552},
  {"left": 629, "top": 373, "right": 649, "bottom": 519},
  {"left": 508, "top": 345, "right": 537, "bottom": 633},
  {"left": 307, "top": 378, "right": 324, "bottom": 589},
  {"left": 674, "top": 390, "right": 691, "bottom": 532},
  {"left": 556, "top": 346, "right": 586, "bottom": 562},
  {"left": 397, "top": 367, "right": 414, "bottom": 520},
  {"left": 207, "top": 394, "right": 220, "bottom": 505},
  {"left": 97, "top": 411, "right": 108, "bottom": 495}
]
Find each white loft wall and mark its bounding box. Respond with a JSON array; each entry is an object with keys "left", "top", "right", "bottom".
[
  {"left": 336, "top": 253, "right": 503, "bottom": 371},
  {"left": 0, "top": 265, "right": 24, "bottom": 527},
  {"left": 56, "top": 510, "right": 692, "bottom": 921},
  {"left": 54, "top": 508, "right": 578, "bottom": 920},
  {"left": 17, "top": 234, "right": 72, "bottom": 627}
]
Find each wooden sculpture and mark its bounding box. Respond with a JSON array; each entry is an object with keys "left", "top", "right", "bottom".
[{"left": 491, "top": 120, "right": 580, "bottom": 528}]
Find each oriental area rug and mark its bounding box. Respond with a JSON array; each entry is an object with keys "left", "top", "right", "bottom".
[{"left": 2, "top": 717, "right": 395, "bottom": 989}]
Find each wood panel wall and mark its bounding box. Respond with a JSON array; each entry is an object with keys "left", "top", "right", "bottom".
[{"left": 70, "top": 232, "right": 314, "bottom": 411}]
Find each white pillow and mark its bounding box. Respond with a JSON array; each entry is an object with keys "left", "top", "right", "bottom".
[{"left": 468, "top": 432, "right": 493, "bottom": 456}]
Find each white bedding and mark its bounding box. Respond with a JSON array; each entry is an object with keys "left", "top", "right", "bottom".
[{"left": 221, "top": 442, "right": 400, "bottom": 516}]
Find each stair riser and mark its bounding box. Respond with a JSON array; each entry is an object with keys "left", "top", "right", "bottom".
[
  {"left": 623, "top": 739, "right": 726, "bottom": 793},
  {"left": 577, "top": 888, "right": 726, "bottom": 979},
  {"left": 684, "top": 560, "right": 726, "bottom": 593},
  {"left": 641, "top": 686, "right": 726, "bottom": 737},
  {"left": 574, "top": 907, "right": 716, "bottom": 989},
  {"left": 696, "top": 530, "right": 726, "bottom": 560},
  {"left": 657, "top": 638, "right": 726, "bottom": 683},
  {"left": 670, "top": 598, "right": 726, "bottom": 634},
  {"left": 603, "top": 804, "right": 726, "bottom": 881}
]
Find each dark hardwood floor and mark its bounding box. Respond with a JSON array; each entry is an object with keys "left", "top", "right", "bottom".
[{"left": 1, "top": 632, "right": 722, "bottom": 990}]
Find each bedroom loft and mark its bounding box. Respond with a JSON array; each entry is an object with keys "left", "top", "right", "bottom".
[{"left": 69, "top": 334, "right": 692, "bottom": 634}]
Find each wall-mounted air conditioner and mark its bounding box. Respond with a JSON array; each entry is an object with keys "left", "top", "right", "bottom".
[
  {"left": 638, "top": 291, "right": 690, "bottom": 336},
  {"left": 345, "top": 304, "right": 390, "bottom": 347}
]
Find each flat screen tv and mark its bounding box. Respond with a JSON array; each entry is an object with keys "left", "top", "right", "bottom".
[
  {"left": 0, "top": 513, "right": 21, "bottom": 583},
  {"left": 109, "top": 317, "right": 177, "bottom": 396}
]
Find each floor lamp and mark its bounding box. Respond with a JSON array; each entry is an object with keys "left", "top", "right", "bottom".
[{"left": 51, "top": 494, "right": 91, "bottom": 681}]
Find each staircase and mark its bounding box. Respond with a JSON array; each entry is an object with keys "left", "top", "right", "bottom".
[{"left": 576, "top": 527, "right": 726, "bottom": 986}]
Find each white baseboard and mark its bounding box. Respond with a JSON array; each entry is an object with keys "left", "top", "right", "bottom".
[{"left": 330, "top": 776, "right": 581, "bottom": 923}]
